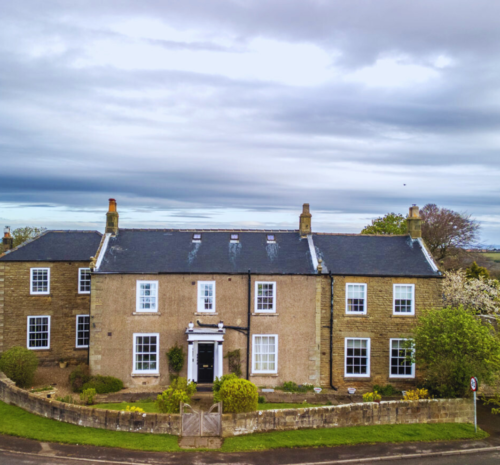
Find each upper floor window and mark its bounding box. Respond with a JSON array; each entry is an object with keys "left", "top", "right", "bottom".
[
  {"left": 344, "top": 338, "right": 370, "bottom": 377},
  {"left": 255, "top": 281, "right": 276, "bottom": 313},
  {"left": 78, "top": 268, "right": 91, "bottom": 294},
  {"left": 27, "top": 316, "right": 51, "bottom": 349},
  {"left": 133, "top": 333, "right": 159, "bottom": 374},
  {"left": 252, "top": 334, "right": 278, "bottom": 374},
  {"left": 30, "top": 268, "right": 50, "bottom": 295},
  {"left": 346, "top": 283, "right": 367, "bottom": 314},
  {"left": 136, "top": 281, "right": 158, "bottom": 312},
  {"left": 393, "top": 284, "right": 415, "bottom": 315},
  {"left": 76, "top": 315, "right": 90, "bottom": 348},
  {"left": 198, "top": 281, "right": 216, "bottom": 312},
  {"left": 390, "top": 339, "right": 415, "bottom": 378}
]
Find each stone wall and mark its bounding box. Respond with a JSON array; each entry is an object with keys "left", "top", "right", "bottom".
[
  {"left": 319, "top": 275, "right": 443, "bottom": 393},
  {"left": 0, "top": 261, "right": 92, "bottom": 363},
  {"left": 222, "top": 398, "right": 473, "bottom": 437},
  {"left": 0, "top": 372, "right": 180, "bottom": 435}
]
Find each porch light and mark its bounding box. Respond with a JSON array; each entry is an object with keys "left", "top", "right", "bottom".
[
  {"left": 188, "top": 321, "right": 194, "bottom": 331},
  {"left": 218, "top": 320, "right": 224, "bottom": 331}
]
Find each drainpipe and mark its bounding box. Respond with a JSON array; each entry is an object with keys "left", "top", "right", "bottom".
[
  {"left": 247, "top": 269, "right": 251, "bottom": 380},
  {"left": 329, "top": 272, "right": 338, "bottom": 391},
  {"left": 87, "top": 272, "right": 91, "bottom": 366}
]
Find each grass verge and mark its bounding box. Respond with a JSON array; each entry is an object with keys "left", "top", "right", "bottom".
[
  {"left": 221, "top": 423, "right": 488, "bottom": 452},
  {"left": 0, "top": 401, "right": 180, "bottom": 452},
  {"left": 0, "top": 401, "right": 487, "bottom": 453}
]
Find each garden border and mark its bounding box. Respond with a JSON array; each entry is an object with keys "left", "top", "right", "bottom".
[{"left": 0, "top": 372, "right": 473, "bottom": 437}]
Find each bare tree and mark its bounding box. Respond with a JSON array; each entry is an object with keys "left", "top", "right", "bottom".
[{"left": 420, "top": 204, "right": 480, "bottom": 262}]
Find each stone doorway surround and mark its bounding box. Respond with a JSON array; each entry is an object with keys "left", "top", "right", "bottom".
[{"left": 185, "top": 325, "right": 225, "bottom": 383}]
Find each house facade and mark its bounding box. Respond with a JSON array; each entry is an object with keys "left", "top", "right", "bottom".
[
  {"left": 89, "top": 200, "right": 442, "bottom": 392},
  {"left": 0, "top": 229, "right": 102, "bottom": 364}
]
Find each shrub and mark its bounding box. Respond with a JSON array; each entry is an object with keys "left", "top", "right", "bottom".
[
  {"left": 81, "top": 375, "right": 123, "bottom": 394},
  {"left": 258, "top": 396, "right": 266, "bottom": 404},
  {"left": 80, "top": 388, "right": 96, "bottom": 405},
  {"left": 56, "top": 395, "right": 76, "bottom": 404},
  {"left": 373, "top": 384, "right": 401, "bottom": 396},
  {"left": 483, "top": 394, "right": 500, "bottom": 415},
  {"left": 225, "top": 349, "right": 242, "bottom": 377},
  {"left": 156, "top": 377, "right": 196, "bottom": 414},
  {"left": 363, "top": 391, "right": 382, "bottom": 402},
  {"left": 125, "top": 405, "right": 145, "bottom": 413},
  {"left": 281, "top": 381, "right": 315, "bottom": 393},
  {"left": 219, "top": 378, "right": 258, "bottom": 413},
  {"left": 0, "top": 346, "right": 39, "bottom": 388},
  {"left": 213, "top": 373, "right": 238, "bottom": 402},
  {"left": 404, "top": 388, "right": 430, "bottom": 401},
  {"left": 166, "top": 343, "right": 185, "bottom": 376},
  {"left": 69, "top": 365, "right": 91, "bottom": 393}
]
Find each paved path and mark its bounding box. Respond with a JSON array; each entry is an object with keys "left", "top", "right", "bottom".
[{"left": 0, "top": 402, "right": 498, "bottom": 465}]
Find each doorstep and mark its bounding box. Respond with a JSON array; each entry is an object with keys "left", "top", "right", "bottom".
[{"left": 179, "top": 436, "right": 223, "bottom": 449}]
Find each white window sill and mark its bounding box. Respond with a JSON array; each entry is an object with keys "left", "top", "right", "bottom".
[
  {"left": 252, "top": 313, "right": 279, "bottom": 317},
  {"left": 132, "top": 312, "right": 161, "bottom": 316},
  {"left": 391, "top": 314, "right": 415, "bottom": 317},
  {"left": 78, "top": 292, "right": 91, "bottom": 295},
  {"left": 344, "top": 375, "right": 371, "bottom": 379},
  {"left": 131, "top": 373, "right": 160, "bottom": 378},
  {"left": 28, "top": 347, "right": 50, "bottom": 351},
  {"left": 389, "top": 376, "right": 415, "bottom": 379},
  {"left": 29, "top": 293, "right": 51, "bottom": 296},
  {"left": 345, "top": 313, "right": 369, "bottom": 317},
  {"left": 195, "top": 312, "right": 218, "bottom": 316},
  {"left": 75, "top": 346, "right": 89, "bottom": 349}
]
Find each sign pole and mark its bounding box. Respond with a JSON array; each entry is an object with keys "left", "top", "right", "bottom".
[{"left": 470, "top": 377, "right": 478, "bottom": 434}]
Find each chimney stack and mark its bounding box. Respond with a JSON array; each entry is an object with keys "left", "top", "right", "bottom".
[
  {"left": 299, "top": 203, "right": 312, "bottom": 237},
  {"left": 3, "top": 226, "right": 13, "bottom": 251},
  {"left": 406, "top": 204, "right": 422, "bottom": 239},
  {"left": 105, "top": 199, "right": 119, "bottom": 235}
]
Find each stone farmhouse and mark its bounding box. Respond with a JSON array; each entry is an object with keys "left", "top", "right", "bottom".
[
  {"left": 88, "top": 200, "right": 442, "bottom": 392},
  {"left": 0, "top": 200, "right": 443, "bottom": 393},
  {"left": 0, "top": 229, "right": 102, "bottom": 364}
]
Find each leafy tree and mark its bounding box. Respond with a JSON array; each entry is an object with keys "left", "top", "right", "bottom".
[
  {"left": 12, "top": 227, "right": 46, "bottom": 248},
  {"left": 420, "top": 204, "right": 479, "bottom": 261},
  {"left": 411, "top": 306, "right": 500, "bottom": 398},
  {"left": 466, "top": 261, "right": 490, "bottom": 279},
  {"left": 361, "top": 213, "right": 407, "bottom": 235},
  {"left": 443, "top": 270, "right": 500, "bottom": 315}
]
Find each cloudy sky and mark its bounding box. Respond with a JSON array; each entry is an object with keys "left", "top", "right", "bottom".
[{"left": 1, "top": 1, "right": 499, "bottom": 243}]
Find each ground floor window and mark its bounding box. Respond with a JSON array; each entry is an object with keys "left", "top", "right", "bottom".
[
  {"left": 133, "top": 333, "right": 159, "bottom": 374},
  {"left": 252, "top": 334, "right": 278, "bottom": 373},
  {"left": 390, "top": 338, "right": 415, "bottom": 378},
  {"left": 344, "top": 338, "right": 370, "bottom": 377},
  {"left": 76, "top": 315, "right": 90, "bottom": 348},
  {"left": 27, "top": 316, "right": 51, "bottom": 349}
]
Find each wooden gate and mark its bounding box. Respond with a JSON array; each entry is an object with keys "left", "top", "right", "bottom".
[{"left": 181, "top": 402, "right": 221, "bottom": 437}]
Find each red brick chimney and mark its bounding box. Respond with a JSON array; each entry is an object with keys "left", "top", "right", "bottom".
[
  {"left": 3, "top": 226, "right": 13, "bottom": 251},
  {"left": 105, "top": 199, "right": 119, "bottom": 235}
]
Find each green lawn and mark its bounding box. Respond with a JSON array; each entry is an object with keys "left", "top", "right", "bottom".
[
  {"left": 482, "top": 252, "right": 500, "bottom": 263},
  {"left": 221, "top": 423, "right": 488, "bottom": 452},
  {"left": 0, "top": 400, "right": 488, "bottom": 453}
]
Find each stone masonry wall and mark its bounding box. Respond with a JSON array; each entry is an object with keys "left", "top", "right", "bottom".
[
  {"left": 1, "top": 261, "right": 92, "bottom": 363},
  {"left": 0, "top": 372, "right": 180, "bottom": 435},
  {"left": 319, "top": 275, "right": 443, "bottom": 393},
  {"left": 222, "top": 398, "right": 473, "bottom": 437}
]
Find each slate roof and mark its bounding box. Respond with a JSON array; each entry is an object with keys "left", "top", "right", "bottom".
[
  {"left": 96, "top": 229, "right": 440, "bottom": 277},
  {"left": 0, "top": 231, "right": 102, "bottom": 262},
  {"left": 98, "top": 229, "right": 314, "bottom": 274},
  {"left": 313, "top": 234, "right": 439, "bottom": 277}
]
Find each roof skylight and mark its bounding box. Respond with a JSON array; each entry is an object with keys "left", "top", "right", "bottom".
[
  {"left": 230, "top": 233, "right": 239, "bottom": 242},
  {"left": 267, "top": 234, "right": 276, "bottom": 243},
  {"left": 192, "top": 233, "right": 202, "bottom": 242}
]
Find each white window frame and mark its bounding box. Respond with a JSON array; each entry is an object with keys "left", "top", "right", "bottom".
[
  {"left": 30, "top": 268, "right": 50, "bottom": 295},
  {"left": 135, "top": 280, "right": 159, "bottom": 313},
  {"left": 75, "top": 315, "right": 90, "bottom": 348},
  {"left": 345, "top": 283, "right": 367, "bottom": 314},
  {"left": 254, "top": 281, "right": 277, "bottom": 313},
  {"left": 27, "top": 315, "right": 51, "bottom": 350},
  {"left": 132, "top": 333, "right": 160, "bottom": 375},
  {"left": 197, "top": 281, "right": 216, "bottom": 313},
  {"left": 78, "top": 268, "right": 91, "bottom": 294},
  {"left": 389, "top": 338, "right": 415, "bottom": 379},
  {"left": 344, "top": 337, "right": 371, "bottom": 378},
  {"left": 252, "top": 334, "right": 278, "bottom": 374},
  {"left": 393, "top": 284, "right": 415, "bottom": 315}
]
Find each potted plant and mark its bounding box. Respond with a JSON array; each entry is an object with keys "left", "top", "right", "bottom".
[{"left": 59, "top": 359, "right": 68, "bottom": 369}]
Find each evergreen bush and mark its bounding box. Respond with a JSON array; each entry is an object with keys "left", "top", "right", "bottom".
[
  {"left": 213, "top": 373, "right": 238, "bottom": 402},
  {"left": 219, "top": 378, "right": 258, "bottom": 413},
  {"left": 166, "top": 343, "right": 185, "bottom": 375},
  {"left": 156, "top": 377, "right": 196, "bottom": 414},
  {"left": 0, "top": 346, "right": 39, "bottom": 388},
  {"left": 81, "top": 375, "right": 123, "bottom": 394},
  {"left": 69, "top": 365, "right": 91, "bottom": 393}
]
